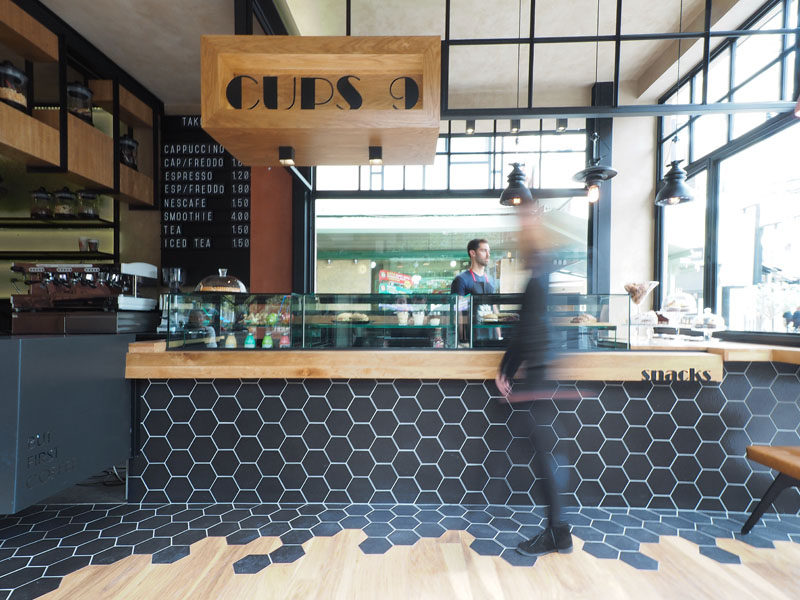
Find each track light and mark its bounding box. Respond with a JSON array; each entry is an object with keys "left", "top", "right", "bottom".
[
  {"left": 499, "top": 163, "right": 533, "bottom": 207},
  {"left": 510, "top": 119, "right": 520, "bottom": 134},
  {"left": 556, "top": 118, "right": 568, "bottom": 133},
  {"left": 465, "top": 120, "right": 475, "bottom": 135},
  {"left": 278, "top": 146, "right": 295, "bottom": 166},
  {"left": 368, "top": 146, "right": 383, "bottom": 165}
]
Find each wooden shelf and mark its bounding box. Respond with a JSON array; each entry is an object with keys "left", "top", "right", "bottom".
[
  {"left": 0, "top": 217, "right": 114, "bottom": 229},
  {"left": 0, "top": 101, "right": 59, "bottom": 166},
  {"left": 0, "top": 251, "right": 114, "bottom": 261},
  {"left": 119, "top": 163, "right": 153, "bottom": 206},
  {"left": 32, "top": 110, "right": 114, "bottom": 189},
  {"left": 88, "top": 80, "right": 153, "bottom": 129},
  {"left": 0, "top": 0, "right": 58, "bottom": 62}
]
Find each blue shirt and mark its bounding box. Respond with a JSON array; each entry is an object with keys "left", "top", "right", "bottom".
[{"left": 450, "top": 270, "right": 494, "bottom": 295}]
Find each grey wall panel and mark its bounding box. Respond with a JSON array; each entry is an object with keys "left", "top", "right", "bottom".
[{"left": 0, "top": 339, "right": 21, "bottom": 511}]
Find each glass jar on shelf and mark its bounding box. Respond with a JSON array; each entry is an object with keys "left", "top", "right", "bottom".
[
  {"left": 66, "top": 82, "right": 93, "bottom": 124},
  {"left": 120, "top": 134, "right": 139, "bottom": 170},
  {"left": 0, "top": 60, "right": 28, "bottom": 110},
  {"left": 660, "top": 289, "right": 696, "bottom": 328},
  {"left": 30, "top": 187, "right": 53, "bottom": 219},
  {"left": 77, "top": 190, "right": 100, "bottom": 219},
  {"left": 52, "top": 187, "right": 77, "bottom": 218}
]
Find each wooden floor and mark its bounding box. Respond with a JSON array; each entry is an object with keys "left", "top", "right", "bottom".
[{"left": 40, "top": 530, "right": 800, "bottom": 599}]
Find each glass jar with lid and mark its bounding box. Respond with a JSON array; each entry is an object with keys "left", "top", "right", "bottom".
[
  {"left": 120, "top": 134, "right": 139, "bottom": 170},
  {"left": 30, "top": 187, "right": 53, "bottom": 219},
  {"left": 52, "top": 187, "right": 77, "bottom": 218},
  {"left": 66, "top": 82, "right": 93, "bottom": 124},
  {"left": 0, "top": 60, "right": 28, "bottom": 110},
  {"left": 77, "top": 190, "right": 100, "bottom": 219},
  {"left": 194, "top": 269, "right": 248, "bottom": 293},
  {"left": 691, "top": 308, "right": 725, "bottom": 341}
]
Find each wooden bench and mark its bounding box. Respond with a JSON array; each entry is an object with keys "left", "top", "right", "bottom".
[{"left": 742, "top": 445, "right": 800, "bottom": 534}]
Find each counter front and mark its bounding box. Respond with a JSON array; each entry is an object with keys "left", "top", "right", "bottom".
[{"left": 125, "top": 339, "right": 800, "bottom": 515}]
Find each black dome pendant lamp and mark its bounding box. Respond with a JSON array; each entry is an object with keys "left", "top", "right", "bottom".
[
  {"left": 656, "top": 0, "right": 693, "bottom": 207},
  {"left": 572, "top": 0, "right": 617, "bottom": 203},
  {"left": 499, "top": 162, "right": 533, "bottom": 206},
  {"left": 655, "top": 159, "right": 693, "bottom": 206}
]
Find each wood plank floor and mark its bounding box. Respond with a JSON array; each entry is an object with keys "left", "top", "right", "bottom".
[{"left": 41, "top": 530, "right": 800, "bottom": 600}]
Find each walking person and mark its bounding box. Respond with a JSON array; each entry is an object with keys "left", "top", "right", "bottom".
[{"left": 494, "top": 206, "right": 573, "bottom": 557}]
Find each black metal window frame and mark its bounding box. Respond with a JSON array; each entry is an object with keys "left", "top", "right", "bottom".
[
  {"left": 435, "top": 0, "right": 799, "bottom": 119},
  {"left": 653, "top": 0, "right": 800, "bottom": 341},
  {"left": 315, "top": 120, "right": 587, "bottom": 194}
]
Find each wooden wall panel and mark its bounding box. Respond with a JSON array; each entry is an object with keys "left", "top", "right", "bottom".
[{"left": 249, "top": 166, "right": 293, "bottom": 293}]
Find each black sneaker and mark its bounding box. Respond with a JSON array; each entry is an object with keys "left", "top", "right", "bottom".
[{"left": 516, "top": 524, "right": 573, "bottom": 557}]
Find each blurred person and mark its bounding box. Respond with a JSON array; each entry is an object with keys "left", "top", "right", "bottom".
[{"left": 495, "top": 203, "right": 572, "bottom": 558}]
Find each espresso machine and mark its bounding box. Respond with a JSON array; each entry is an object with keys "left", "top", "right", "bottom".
[{"left": 10, "top": 262, "right": 159, "bottom": 334}]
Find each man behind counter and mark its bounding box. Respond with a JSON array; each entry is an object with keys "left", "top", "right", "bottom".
[{"left": 451, "top": 238, "right": 494, "bottom": 295}]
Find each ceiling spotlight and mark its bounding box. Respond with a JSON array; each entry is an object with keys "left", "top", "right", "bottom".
[
  {"left": 465, "top": 119, "right": 475, "bottom": 135},
  {"left": 556, "top": 118, "right": 568, "bottom": 133},
  {"left": 278, "top": 146, "right": 295, "bottom": 166},
  {"left": 499, "top": 163, "right": 533, "bottom": 207},
  {"left": 369, "top": 146, "right": 383, "bottom": 165},
  {"left": 510, "top": 119, "right": 520, "bottom": 134},
  {"left": 655, "top": 160, "right": 693, "bottom": 206}
]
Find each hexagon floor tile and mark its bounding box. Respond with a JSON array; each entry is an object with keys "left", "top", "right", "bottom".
[{"left": 2, "top": 503, "right": 799, "bottom": 599}]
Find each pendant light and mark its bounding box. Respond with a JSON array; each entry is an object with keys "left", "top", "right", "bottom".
[
  {"left": 573, "top": 132, "right": 617, "bottom": 203},
  {"left": 572, "top": 0, "right": 617, "bottom": 202},
  {"left": 500, "top": 162, "right": 533, "bottom": 206},
  {"left": 656, "top": 0, "right": 693, "bottom": 206}
]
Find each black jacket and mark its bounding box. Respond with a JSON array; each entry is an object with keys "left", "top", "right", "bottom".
[{"left": 499, "top": 271, "right": 553, "bottom": 384}]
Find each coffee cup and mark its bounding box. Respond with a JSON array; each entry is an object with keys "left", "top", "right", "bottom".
[
  {"left": 396, "top": 311, "right": 408, "bottom": 325},
  {"left": 78, "top": 236, "right": 89, "bottom": 252},
  {"left": 412, "top": 311, "right": 425, "bottom": 326},
  {"left": 87, "top": 238, "right": 99, "bottom": 252}
]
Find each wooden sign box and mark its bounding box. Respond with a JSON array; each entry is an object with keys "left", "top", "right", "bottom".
[{"left": 201, "top": 35, "right": 440, "bottom": 166}]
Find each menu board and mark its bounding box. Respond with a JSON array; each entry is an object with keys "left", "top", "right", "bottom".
[{"left": 161, "top": 115, "right": 250, "bottom": 289}]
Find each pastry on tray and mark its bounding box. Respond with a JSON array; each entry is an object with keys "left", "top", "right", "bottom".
[
  {"left": 334, "top": 312, "right": 369, "bottom": 323},
  {"left": 481, "top": 312, "right": 519, "bottom": 323},
  {"left": 570, "top": 313, "right": 598, "bottom": 324}
]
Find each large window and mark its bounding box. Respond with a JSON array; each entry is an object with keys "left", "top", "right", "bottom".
[
  {"left": 314, "top": 120, "right": 589, "bottom": 295},
  {"left": 663, "top": 172, "right": 706, "bottom": 311},
  {"left": 657, "top": 0, "right": 800, "bottom": 335},
  {"left": 717, "top": 124, "right": 800, "bottom": 332}
]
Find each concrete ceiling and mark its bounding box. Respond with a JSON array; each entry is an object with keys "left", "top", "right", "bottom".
[{"left": 39, "top": 0, "right": 763, "bottom": 113}]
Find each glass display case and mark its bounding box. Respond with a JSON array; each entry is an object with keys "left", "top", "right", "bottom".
[
  {"left": 469, "top": 293, "right": 630, "bottom": 350},
  {"left": 164, "top": 293, "right": 630, "bottom": 351},
  {"left": 166, "top": 293, "right": 295, "bottom": 350},
  {"left": 302, "top": 294, "right": 459, "bottom": 349}
]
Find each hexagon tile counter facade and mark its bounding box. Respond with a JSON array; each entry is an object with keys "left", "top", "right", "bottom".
[{"left": 127, "top": 361, "right": 800, "bottom": 513}]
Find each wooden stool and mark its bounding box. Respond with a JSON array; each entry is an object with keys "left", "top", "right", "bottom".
[{"left": 742, "top": 445, "right": 800, "bottom": 534}]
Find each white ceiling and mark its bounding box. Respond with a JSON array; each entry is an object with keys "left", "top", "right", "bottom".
[{"left": 40, "top": 0, "right": 763, "bottom": 113}]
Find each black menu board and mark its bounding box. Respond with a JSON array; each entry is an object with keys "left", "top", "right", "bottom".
[{"left": 161, "top": 115, "right": 250, "bottom": 289}]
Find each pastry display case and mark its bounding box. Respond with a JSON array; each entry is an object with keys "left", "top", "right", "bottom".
[
  {"left": 166, "top": 293, "right": 295, "bottom": 350},
  {"left": 301, "top": 294, "right": 460, "bottom": 349},
  {"left": 164, "top": 293, "right": 630, "bottom": 351},
  {"left": 470, "top": 293, "right": 630, "bottom": 350}
]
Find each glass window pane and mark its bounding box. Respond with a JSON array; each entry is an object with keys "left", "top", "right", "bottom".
[
  {"left": 450, "top": 154, "right": 491, "bottom": 189},
  {"left": 451, "top": 136, "right": 492, "bottom": 153},
  {"left": 316, "top": 166, "right": 359, "bottom": 191},
  {"left": 424, "top": 154, "right": 448, "bottom": 189},
  {"left": 405, "top": 165, "right": 423, "bottom": 190},
  {"left": 717, "top": 123, "right": 800, "bottom": 332},
  {"left": 539, "top": 152, "right": 585, "bottom": 188},
  {"left": 707, "top": 47, "right": 730, "bottom": 102},
  {"left": 540, "top": 132, "right": 586, "bottom": 152},
  {"left": 692, "top": 113, "right": 728, "bottom": 160},
  {"left": 732, "top": 62, "right": 781, "bottom": 103},
  {"left": 663, "top": 171, "right": 706, "bottom": 310},
  {"left": 383, "top": 166, "right": 403, "bottom": 190}
]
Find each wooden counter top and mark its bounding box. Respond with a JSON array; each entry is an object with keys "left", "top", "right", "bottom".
[
  {"left": 631, "top": 340, "right": 800, "bottom": 364},
  {"left": 126, "top": 341, "right": 723, "bottom": 381}
]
